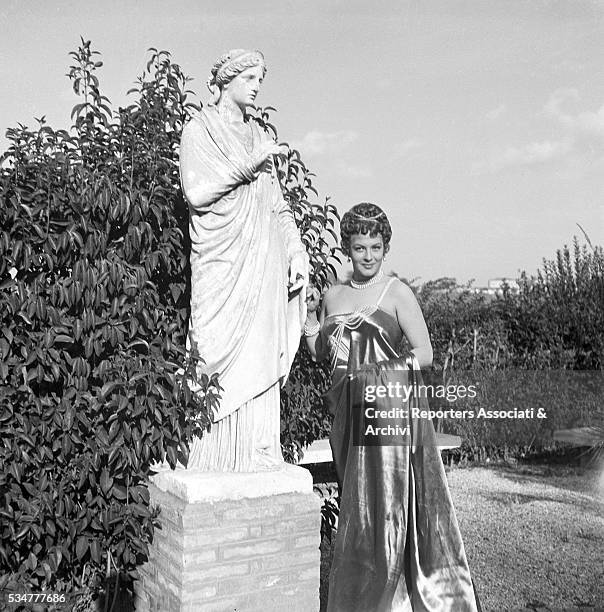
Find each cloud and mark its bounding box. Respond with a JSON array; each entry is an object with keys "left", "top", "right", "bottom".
[
  {"left": 544, "top": 88, "right": 580, "bottom": 116},
  {"left": 545, "top": 88, "right": 604, "bottom": 138},
  {"left": 291, "top": 129, "right": 373, "bottom": 178},
  {"left": 554, "top": 59, "right": 585, "bottom": 74},
  {"left": 333, "top": 159, "right": 373, "bottom": 178},
  {"left": 393, "top": 138, "right": 422, "bottom": 157},
  {"left": 486, "top": 104, "right": 506, "bottom": 121},
  {"left": 472, "top": 139, "right": 572, "bottom": 173},
  {"left": 471, "top": 139, "right": 572, "bottom": 174},
  {"left": 473, "top": 88, "right": 604, "bottom": 175},
  {"left": 291, "top": 129, "right": 358, "bottom": 157}
]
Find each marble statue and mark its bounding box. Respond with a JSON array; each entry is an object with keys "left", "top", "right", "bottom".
[{"left": 179, "top": 49, "right": 308, "bottom": 471}]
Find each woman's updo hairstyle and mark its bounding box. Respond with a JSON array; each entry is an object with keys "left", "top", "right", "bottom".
[{"left": 340, "top": 203, "right": 392, "bottom": 256}]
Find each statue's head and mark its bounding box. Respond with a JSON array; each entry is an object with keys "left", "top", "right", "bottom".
[{"left": 207, "top": 49, "right": 267, "bottom": 105}]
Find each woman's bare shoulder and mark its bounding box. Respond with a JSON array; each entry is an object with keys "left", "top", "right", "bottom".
[{"left": 389, "top": 277, "right": 416, "bottom": 300}]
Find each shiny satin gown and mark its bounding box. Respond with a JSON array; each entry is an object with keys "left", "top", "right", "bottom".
[{"left": 322, "top": 278, "right": 478, "bottom": 612}]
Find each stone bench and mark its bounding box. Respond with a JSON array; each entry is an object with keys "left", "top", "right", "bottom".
[
  {"left": 553, "top": 427, "right": 601, "bottom": 467},
  {"left": 553, "top": 426, "right": 601, "bottom": 447},
  {"left": 297, "top": 433, "right": 462, "bottom": 465}
]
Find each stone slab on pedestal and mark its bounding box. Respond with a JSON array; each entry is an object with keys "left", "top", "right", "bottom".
[{"left": 135, "top": 463, "right": 321, "bottom": 612}]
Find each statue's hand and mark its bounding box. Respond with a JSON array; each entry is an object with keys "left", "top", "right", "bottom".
[
  {"left": 253, "top": 141, "right": 287, "bottom": 173},
  {"left": 288, "top": 251, "right": 308, "bottom": 293}
]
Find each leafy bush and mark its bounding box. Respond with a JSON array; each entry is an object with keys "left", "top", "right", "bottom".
[
  {"left": 281, "top": 346, "right": 334, "bottom": 463},
  {"left": 405, "top": 237, "right": 604, "bottom": 460},
  {"left": 0, "top": 40, "right": 223, "bottom": 600},
  {"left": 506, "top": 237, "right": 604, "bottom": 370},
  {"left": 0, "top": 39, "right": 340, "bottom": 601},
  {"left": 418, "top": 278, "right": 514, "bottom": 373},
  {"left": 438, "top": 369, "right": 603, "bottom": 462}
]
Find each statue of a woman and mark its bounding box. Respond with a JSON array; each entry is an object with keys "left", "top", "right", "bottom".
[{"left": 179, "top": 49, "right": 308, "bottom": 471}]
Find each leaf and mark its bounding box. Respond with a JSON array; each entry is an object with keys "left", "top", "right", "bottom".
[
  {"left": 128, "top": 339, "right": 149, "bottom": 351},
  {"left": 90, "top": 538, "right": 101, "bottom": 563},
  {"left": 166, "top": 445, "right": 177, "bottom": 467},
  {"left": 75, "top": 536, "right": 88, "bottom": 560},
  {"left": 100, "top": 381, "right": 118, "bottom": 397},
  {"left": 28, "top": 551, "right": 38, "bottom": 570},
  {"left": 97, "top": 427, "right": 109, "bottom": 446},
  {"left": 113, "top": 485, "right": 127, "bottom": 500},
  {"left": 100, "top": 469, "right": 113, "bottom": 494}
]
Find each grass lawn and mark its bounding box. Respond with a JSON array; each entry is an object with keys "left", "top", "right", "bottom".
[{"left": 319, "top": 462, "right": 604, "bottom": 611}]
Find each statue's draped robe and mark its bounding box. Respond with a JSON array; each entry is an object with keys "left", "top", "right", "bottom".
[{"left": 179, "top": 106, "right": 305, "bottom": 470}]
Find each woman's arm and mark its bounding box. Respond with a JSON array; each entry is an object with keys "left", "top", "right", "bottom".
[{"left": 393, "top": 281, "right": 433, "bottom": 368}]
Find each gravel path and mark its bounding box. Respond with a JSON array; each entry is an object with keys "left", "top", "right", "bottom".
[
  {"left": 320, "top": 463, "right": 604, "bottom": 611},
  {"left": 448, "top": 464, "right": 604, "bottom": 611}
]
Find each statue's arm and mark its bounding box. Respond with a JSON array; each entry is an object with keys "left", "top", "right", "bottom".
[
  {"left": 270, "top": 164, "right": 308, "bottom": 294},
  {"left": 179, "top": 120, "right": 257, "bottom": 210}
]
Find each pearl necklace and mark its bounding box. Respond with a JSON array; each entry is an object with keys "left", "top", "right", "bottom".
[{"left": 350, "top": 270, "right": 384, "bottom": 289}]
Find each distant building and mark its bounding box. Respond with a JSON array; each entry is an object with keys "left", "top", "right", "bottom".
[{"left": 471, "top": 277, "right": 519, "bottom": 295}]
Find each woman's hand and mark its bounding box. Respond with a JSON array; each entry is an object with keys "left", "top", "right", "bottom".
[
  {"left": 304, "top": 284, "right": 325, "bottom": 361},
  {"left": 306, "top": 285, "right": 321, "bottom": 314}
]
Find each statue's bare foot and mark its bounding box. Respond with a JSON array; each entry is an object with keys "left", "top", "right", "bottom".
[{"left": 250, "top": 447, "right": 285, "bottom": 472}]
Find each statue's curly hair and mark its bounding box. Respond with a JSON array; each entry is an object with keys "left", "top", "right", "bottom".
[
  {"left": 207, "top": 49, "right": 266, "bottom": 101},
  {"left": 340, "top": 203, "right": 392, "bottom": 256}
]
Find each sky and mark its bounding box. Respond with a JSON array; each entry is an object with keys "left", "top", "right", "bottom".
[{"left": 1, "top": 0, "right": 603, "bottom": 286}]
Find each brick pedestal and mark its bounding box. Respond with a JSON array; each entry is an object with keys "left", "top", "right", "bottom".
[{"left": 135, "top": 463, "right": 321, "bottom": 612}]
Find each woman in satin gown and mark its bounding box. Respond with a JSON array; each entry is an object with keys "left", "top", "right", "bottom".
[{"left": 304, "top": 203, "right": 479, "bottom": 612}]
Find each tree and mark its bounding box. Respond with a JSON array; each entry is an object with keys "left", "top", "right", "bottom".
[{"left": 0, "top": 39, "right": 339, "bottom": 602}]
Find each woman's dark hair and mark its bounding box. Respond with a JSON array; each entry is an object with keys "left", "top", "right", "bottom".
[{"left": 340, "top": 203, "right": 392, "bottom": 255}]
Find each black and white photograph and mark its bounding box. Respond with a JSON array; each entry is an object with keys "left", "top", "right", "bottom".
[{"left": 1, "top": 1, "right": 603, "bottom": 611}]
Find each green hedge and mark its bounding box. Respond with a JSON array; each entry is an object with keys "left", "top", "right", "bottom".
[
  {"left": 414, "top": 239, "right": 604, "bottom": 459},
  {"left": 0, "top": 40, "right": 339, "bottom": 601},
  {"left": 0, "top": 41, "right": 219, "bottom": 599}
]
